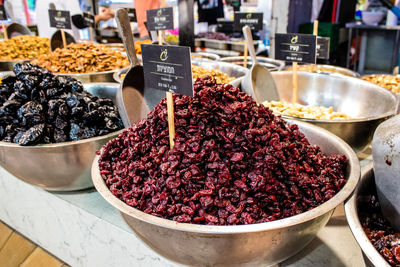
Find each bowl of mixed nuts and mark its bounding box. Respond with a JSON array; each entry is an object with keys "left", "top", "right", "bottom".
[
  {"left": 0, "top": 35, "right": 50, "bottom": 71},
  {"left": 32, "top": 42, "right": 130, "bottom": 83}
]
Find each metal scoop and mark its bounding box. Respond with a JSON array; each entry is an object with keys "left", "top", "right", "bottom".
[
  {"left": 115, "top": 8, "right": 164, "bottom": 128},
  {"left": 241, "top": 26, "right": 279, "bottom": 103}
]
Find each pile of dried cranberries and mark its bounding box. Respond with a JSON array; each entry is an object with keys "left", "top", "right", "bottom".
[{"left": 99, "top": 77, "right": 347, "bottom": 225}]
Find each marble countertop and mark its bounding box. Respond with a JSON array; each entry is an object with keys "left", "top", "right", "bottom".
[{"left": 0, "top": 155, "right": 373, "bottom": 267}]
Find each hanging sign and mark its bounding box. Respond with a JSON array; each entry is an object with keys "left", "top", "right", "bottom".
[
  {"left": 234, "top": 12, "right": 263, "bottom": 31},
  {"left": 275, "top": 33, "right": 317, "bottom": 63},
  {"left": 146, "top": 7, "right": 174, "bottom": 31},
  {"left": 48, "top": 10, "right": 72, "bottom": 29},
  {"left": 141, "top": 44, "right": 193, "bottom": 97}
]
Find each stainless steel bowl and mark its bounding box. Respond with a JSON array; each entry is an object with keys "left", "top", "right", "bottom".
[
  {"left": 113, "top": 61, "right": 247, "bottom": 84},
  {"left": 220, "top": 56, "right": 285, "bottom": 71},
  {"left": 191, "top": 60, "right": 248, "bottom": 85},
  {"left": 345, "top": 164, "right": 390, "bottom": 267},
  {"left": 233, "top": 72, "right": 397, "bottom": 153},
  {"left": 285, "top": 64, "right": 360, "bottom": 78},
  {"left": 56, "top": 69, "right": 124, "bottom": 83},
  {"left": 0, "top": 83, "right": 123, "bottom": 191},
  {"left": 0, "top": 59, "right": 30, "bottom": 72},
  {"left": 191, "top": 52, "right": 220, "bottom": 61},
  {"left": 92, "top": 119, "right": 360, "bottom": 266}
]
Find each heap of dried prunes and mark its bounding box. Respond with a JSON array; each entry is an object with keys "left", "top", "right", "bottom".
[{"left": 0, "top": 63, "right": 123, "bottom": 145}]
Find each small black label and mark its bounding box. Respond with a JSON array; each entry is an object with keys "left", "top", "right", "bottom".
[
  {"left": 234, "top": 12, "right": 263, "bottom": 31},
  {"left": 83, "top": 12, "right": 95, "bottom": 28},
  {"left": 275, "top": 33, "right": 317, "bottom": 64},
  {"left": 0, "top": 5, "right": 7, "bottom": 21},
  {"left": 142, "top": 44, "right": 193, "bottom": 97},
  {"left": 317, "top": 37, "right": 330, "bottom": 59},
  {"left": 48, "top": 10, "right": 72, "bottom": 29},
  {"left": 125, "top": 8, "right": 137, "bottom": 22},
  {"left": 146, "top": 7, "right": 174, "bottom": 31}
]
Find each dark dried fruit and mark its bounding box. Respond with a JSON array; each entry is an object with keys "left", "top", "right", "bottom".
[
  {"left": 359, "top": 191, "right": 400, "bottom": 266},
  {"left": 99, "top": 77, "right": 348, "bottom": 226},
  {"left": 0, "top": 63, "right": 123, "bottom": 145}
]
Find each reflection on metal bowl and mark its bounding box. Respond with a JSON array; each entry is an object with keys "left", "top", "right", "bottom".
[
  {"left": 0, "top": 83, "right": 123, "bottom": 191},
  {"left": 92, "top": 119, "right": 359, "bottom": 266},
  {"left": 0, "top": 59, "right": 30, "bottom": 72},
  {"left": 56, "top": 69, "right": 124, "bottom": 83},
  {"left": 232, "top": 72, "right": 397, "bottom": 153},
  {"left": 285, "top": 64, "right": 360, "bottom": 78},
  {"left": 345, "top": 165, "right": 391, "bottom": 267},
  {"left": 220, "top": 56, "right": 285, "bottom": 71}
]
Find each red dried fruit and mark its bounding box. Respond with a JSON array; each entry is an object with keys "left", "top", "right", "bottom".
[{"left": 99, "top": 77, "right": 348, "bottom": 226}]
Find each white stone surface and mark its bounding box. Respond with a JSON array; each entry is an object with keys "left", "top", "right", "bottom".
[{"left": 0, "top": 161, "right": 370, "bottom": 267}]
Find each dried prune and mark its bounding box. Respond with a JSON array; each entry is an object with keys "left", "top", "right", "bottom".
[
  {"left": 0, "top": 63, "right": 123, "bottom": 145},
  {"left": 99, "top": 77, "right": 348, "bottom": 226}
]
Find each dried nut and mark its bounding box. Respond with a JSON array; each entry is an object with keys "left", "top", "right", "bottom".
[
  {"left": 0, "top": 35, "right": 50, "bottom": 60},
  {"left": 362, "top": 75, "right": 400, "bottom": 94},
  {"left": 263, "top": 101, "right": 353, "bottom": 120},
  {"left": 32, "top": 43, "right": 129, "bottom": 74}
]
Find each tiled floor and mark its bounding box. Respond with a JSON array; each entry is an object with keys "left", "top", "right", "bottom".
[{"left": 0, "top": 221, "right": 68, "bottom": 267}]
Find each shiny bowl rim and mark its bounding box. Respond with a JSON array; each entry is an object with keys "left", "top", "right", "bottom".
[
  {"left": 92, "top": 119, "right": 360, "bottom": 234},
  {"left": 344, "top": 163, "right": 391, "bottom": 267},
  {"left": 283, "top": 64, "right": 360, "bottom": 78},
  {"left": 220, "top": 56, "right": 285, "bottom": 67},
  {"left": 0, "top": 82, "right": 124, "bottom": 148},
  {"left": 241, "top": 72, "right": 398, "bottom": 123}
]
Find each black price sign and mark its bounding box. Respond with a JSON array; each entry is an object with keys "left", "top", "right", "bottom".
[
  {"left": 83, "top": 12, "right": 95, "bottom": 28},
  {"left": 317, "top": 37, "right": 330, "bottom": 60},
  {"left": 146, "top": 7, "right": 174, "bottom": 31},
  {"left": 125, "top": 8, "right": 137, "bottom": 22},
  {"left": 275, "top": 33, "right": 317, "bottom": 64},
  {"left": 234, "top": 12, "right": 263, "bottom": 31},
  {"left": 0, "top": 5, "right": 7, "bottom": 21},
  {"left": 142, "top": 44, "right": 193, "bottom": 97},
  {"left": 48, "top": 10, "right": 72, "bottom": 29}
]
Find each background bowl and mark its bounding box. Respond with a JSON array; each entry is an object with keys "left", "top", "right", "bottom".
[
  {"left": 92, "top": 119, "right": 360, "bottom": 266},
  {"left": 220, "top": 56, "right": 285, "bottom": 71},
  {"left": 191, "top": 52, "right": 220, "bottom": 61},
  {"left": 285, "top": 64, "right": 360, "bottom": 78},
  {"left": 233, "top": 72, "right": 397, "bottom": 153},
  {"left": 362, "top": 11, "right": 385, "bottom": 26},
  {"left": 0, "top": 83, "right": 122, "bottom": 191},
  {"left": 345, "top": 164, "right": 391, "bottom": 267},
  {"left": 113, "top": 61, "right": 247, "bottom": 84}
]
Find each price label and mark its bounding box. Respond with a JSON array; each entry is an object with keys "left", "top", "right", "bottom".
[
  {"left": 146, "top": 7, "right": 174, "bottom": 31},
  {"left": 317, "top": 37, "right": 330, "bottom": 59},
  {"left": 125, "top": 8, "right": 137, "bottom": 22},
  {"left": 275, "top": 33, "right": 317, "bottom": 64},
  {"left": 48, "top": 10, "right": 72, "bottom": 29},
  {"left": 142, "top": 44, "right": 193, "bottom": 97},
  {"left": 234, "top": 12, "right": 263, "bottom": 31},
  {"left": 0, "top": 5, "right": 7, "bottom": 21},
  {"left": 83, "top": 12, "right": 95, "bottom": 28}
]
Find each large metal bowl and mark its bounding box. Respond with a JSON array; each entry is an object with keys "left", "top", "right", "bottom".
[
  {"left": 285, "top": 64, "right": 360, "bottom": 78},
  {"left": 92, "top": 119, "right": 360, "bottom": 266},
  {"left": 0, "top": 83, "right": 123, "bottom": 191},
  {"left": 113, "top": 61, "right": 247, "bottom": 84},
  {"left": 345, "top": 164, "right": 390, "bottom": 267},
  {"left": 233, "top": 72, "right": 397, "bottom": 153},
  {"left": 220, "top": 56, "right": 285, "bottom": 71}
]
